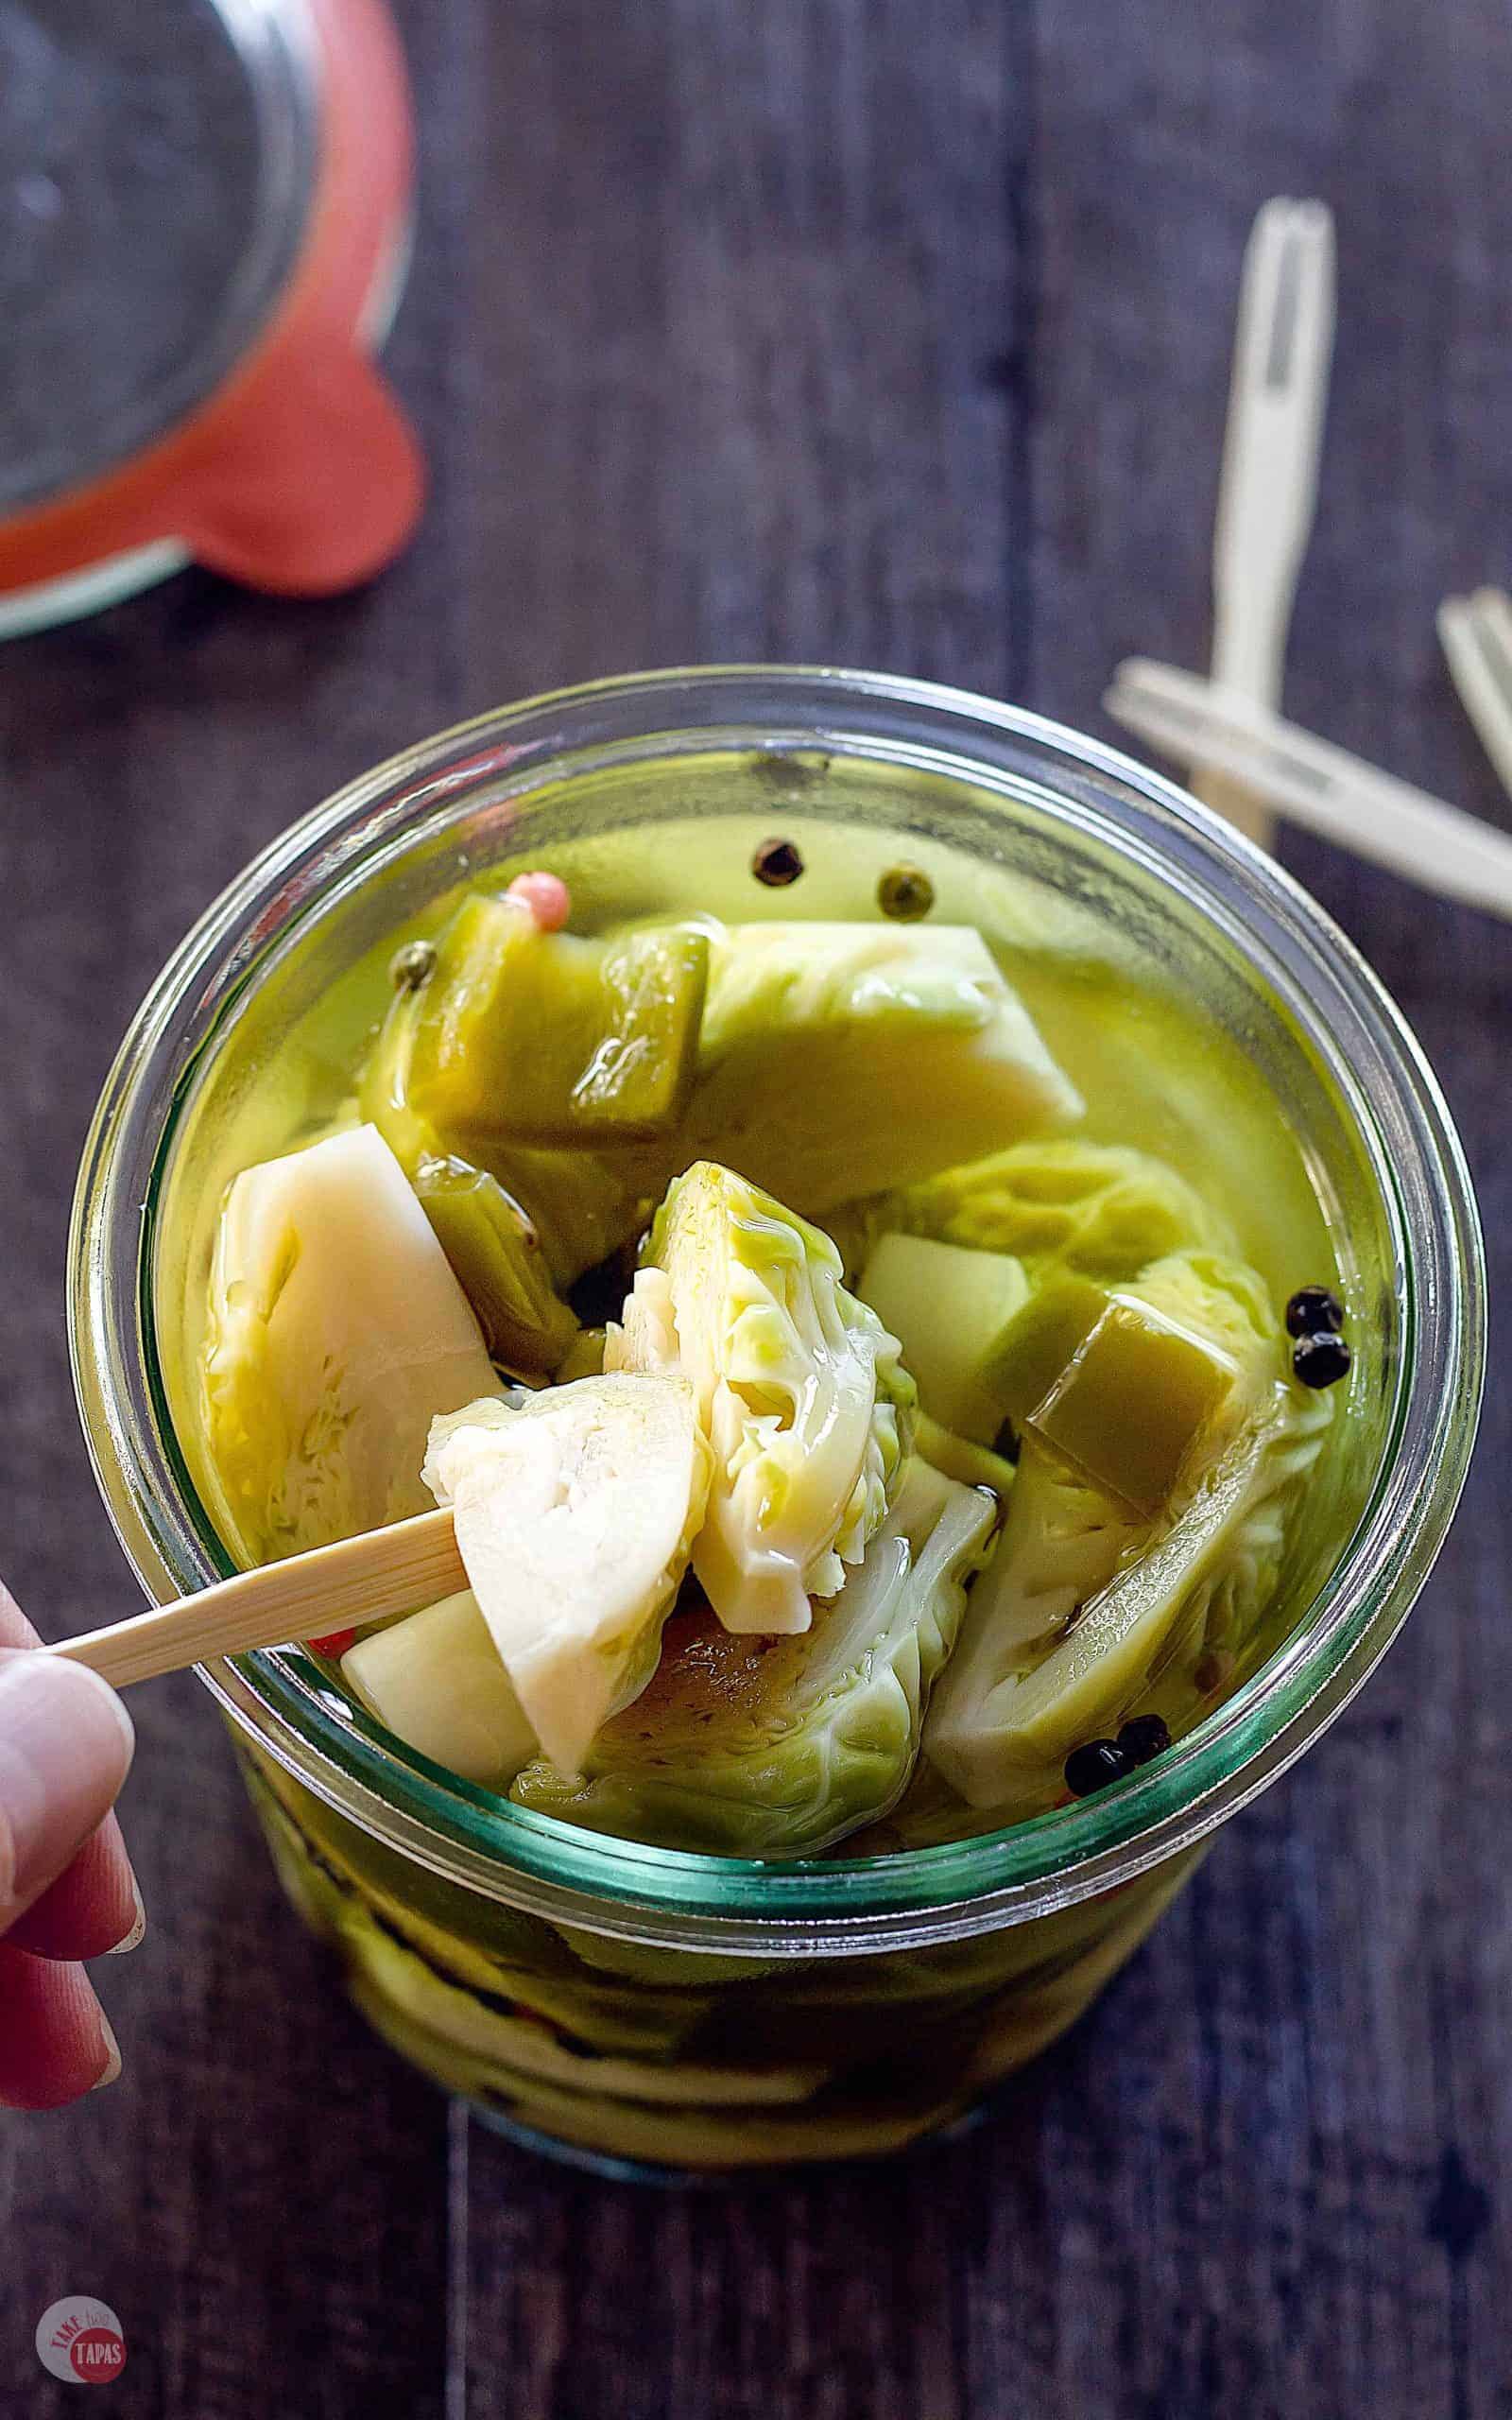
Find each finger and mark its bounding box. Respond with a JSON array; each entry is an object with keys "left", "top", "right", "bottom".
[
  {"left": 8, "top": 1814, "right": 144, "bottom": 1961},
  {"left": 0, "top": 1944, "right": 119, "bottom": 2108},
  {"left": 0, "top": 1655, "right": 135, "bottom": 1930},
  {"left": 0, "top": 1578, "right": 42, "bottom": 1651}
]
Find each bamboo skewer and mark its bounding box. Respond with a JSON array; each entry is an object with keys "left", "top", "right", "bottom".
[{"left": 44, "top": 1507, "right": 467, "bottom": 1689}]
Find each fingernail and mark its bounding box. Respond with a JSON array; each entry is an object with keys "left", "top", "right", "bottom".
[
  {"left": 106, "top": 1875, "right": 147, "bottom": 1957},
  {"left": 91, "top": 2014, "right": 122, "bottom": 2093},
  {"left": 0, "top": 1657, "right": 136, "bottom": 1912}
]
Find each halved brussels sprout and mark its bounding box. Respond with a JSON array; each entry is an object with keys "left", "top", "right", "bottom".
[
  {"left": 1125, "top": 1248, "right": 1281, "bottom": 1371},
  {"left": 394, "top": 892, "right": 709, "bottom": 1144},
  {"left": 342, "top": 1589, "right": 537, "bottom": 1787},
  {"left": 927, "top": 1388, "right": 1332, "bottom": 1810},
  {"left": 607, "top": 1162, "right": 915, "bottom": 1633},
  {"left": 924, "top": 1443, "right": 1146, "bottom": 1806},
  {"left": 476, "top": 1139, "right": 669, "bottom": 1288},
  {"left": 913, "top": 1411, "right": 1019, "bottom": 1500},
  {"left": 554, "top": 1327, "right": 608, "bottom": 1383},
  {"left": 877, "top": 1139, "right": 1233, "bottom": 1279},
  {"left": 202, "top": 1124, "right": 501, "bottom": 1560},
  {"left": 410, "top": 1156, "right": 579, "bottom": 1375},
  {"left": 858, "top": 1233, "right": 1029, "bottom": 1443},
  {"left": 981, "top": 1273, "right": 1111, "bottom": 1426},
  {"left": 1025, "top": 1296, "right": 1240, "bottom": 1514},
  {"left": 359, "top": 942, "right": 670, "bottom": 1290},
  {"left": 422, "top": 1374, "right": 711, "bottom": 1777},
  {"left": 511, "top": 1458, "right": 996, "bottom": 1856},
  {"left": 686, "top": 923, "right": 1081, "bottom": 1211},
  {"left": 925, "top": 1251, "right": 1323, "bottom": 1811}
]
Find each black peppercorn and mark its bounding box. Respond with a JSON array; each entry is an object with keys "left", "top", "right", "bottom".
[
  {"left": 1293, "top": 1330, "right": 1351, "bottom": 1389},
  {"left": 1117, "top": 1713, "right": 1171, "bottom": 1766},
  {"left": 878, "top": 863, "right": 936, "bottom": 921},
  {"left": 752, "top": 837, "right": 804, "bottom": 887},
  {"left": 1285, "top": 1285, "right": 1345, "bottom": 1339},
  {"left": 1064, "top": 1737, "right": 1134, "bottom": 1797}
]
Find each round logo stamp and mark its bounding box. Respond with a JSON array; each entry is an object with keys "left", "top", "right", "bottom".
[{"left": 34, "top": 2299, "right": 127, "bottom": 2386}]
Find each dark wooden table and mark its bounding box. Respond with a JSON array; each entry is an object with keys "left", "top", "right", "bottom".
[{"left": 4, "top": 3, "right": 1510, "bottom": 2412}]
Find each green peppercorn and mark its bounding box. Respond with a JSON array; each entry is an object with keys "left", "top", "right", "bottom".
[
  {"left": 389, "top": 940, "right": 438, "bottom": 992},
  {"left": 877, "top": 864, "right": 936, "bottom": 921}
]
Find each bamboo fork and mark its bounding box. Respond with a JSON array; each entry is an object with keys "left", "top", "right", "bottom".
[
  {"left": 1439, "top": 586, "right": 1512, "bottom": 804},
  {"left": 1105, "top": 655, "right": 1512, "bottom": 923},
  {"left": 43, "top": 1507, "right": 467, "bottom": 1689},
  {"left": 1193, "top": 197, "right": 1336, "bottom": 851}
]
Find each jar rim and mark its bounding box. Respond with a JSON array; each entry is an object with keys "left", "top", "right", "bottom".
[{"left": 70, "top": 666, "right": 1486, "bottom": 1955}]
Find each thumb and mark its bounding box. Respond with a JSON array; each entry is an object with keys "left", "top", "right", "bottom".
[{"left": 0, "top": 1656, "right": 135, "bottom": 1931}]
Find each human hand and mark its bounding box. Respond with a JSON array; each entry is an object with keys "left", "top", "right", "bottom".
[{"left": 0, "top": 1582, "right": 141, "bottom": 2107}]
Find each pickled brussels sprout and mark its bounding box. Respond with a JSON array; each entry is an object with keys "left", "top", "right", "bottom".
[
  {"left": 925, "top": 1251, "right": 1323, "bottom": 1811},
  {"left": 511, "top": 1459, "right": 996, "bottom": 1855},
  {"left": 554, "top": 1327, "right": 608, "bottom": 1383},
  {"left": 398, "top": 892, "right": 710, "bottom": 1144},
  {"left": 474, "top": 1141, "right": 667, "bottom": 1288},
  {"left": 982, "top": 1274, "right": 1110, "bottom": 1426},
  {"left": 913, "top": 1412, "right": 1019, "bottom": 1499},
  {"left": 1128, "top": 1248, "right": 1281, "bottom": 1372},
  {"left": 924, "top": 1443, "right": 1145, "bottom": 1806},
  {"left": 422, "top": 1374, "right": 711, "bottom": 1776},
  {"left": 360, "top": 944, "right": 668, "bottom": 1288},
  {"left": 202, "top": 1125, "right": 501, "bottom": 1560},
  {"left": 342, "top": 1589, "right": 537, "bottom": 1787},
  {"left": 877, "top": 1139, "right": 1232, "bottom": 1278},
  {"left": 409, "top": 1156, "right": 579, "bottom": 1375},
  {"left": 1025, "top": 1297, "right": 1240, "bottom": 1514},
  {"left": 608, "top": 1162, "right": 915, "bottom": 1633},
  {"left": 686, "top": 924, "right": 1081, "bottom": 1210},
  {"left": 926, "top": 1390, "right": 1332, "bottom": 1811},
  {"left": 858, "top": 1234, "right": 1029, "bottom": 1443}
]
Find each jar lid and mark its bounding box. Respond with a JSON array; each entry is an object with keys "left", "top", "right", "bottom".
[{"left": 0, "top": 0, "right": 421, "bottom": 633}]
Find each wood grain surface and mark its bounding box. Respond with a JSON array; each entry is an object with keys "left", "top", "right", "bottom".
[{"left": 2, "top": 2, "right": 1509, "bottom": 2414}]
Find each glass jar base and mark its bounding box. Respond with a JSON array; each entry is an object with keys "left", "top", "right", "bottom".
[{"left": 467, "top": 2086, "right": 995, "bottom": 2187}]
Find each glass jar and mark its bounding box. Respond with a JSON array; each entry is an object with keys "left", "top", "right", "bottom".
[{"left": 70, "top": 668, "right": 1484, "bottom": 2175}]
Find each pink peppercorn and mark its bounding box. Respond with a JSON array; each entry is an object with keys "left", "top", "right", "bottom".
[{"left": 506, "top": 871, "right": 571, "bottom": 930}]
